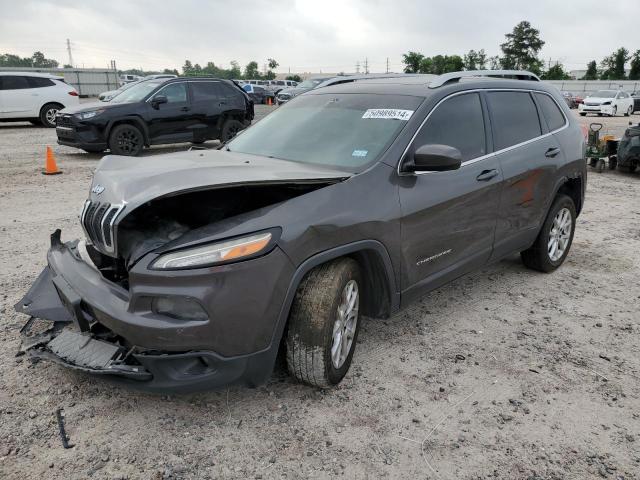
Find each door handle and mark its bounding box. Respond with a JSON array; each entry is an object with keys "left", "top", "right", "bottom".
[
  {"left": 180, "top": 106, "right": 190, "bottom": 112},
  {"left": 476, "top": 169, "right": 499, "bottom": 182},
  {"left": 545, "top": 147, "right": 561, "bottom": 158}
]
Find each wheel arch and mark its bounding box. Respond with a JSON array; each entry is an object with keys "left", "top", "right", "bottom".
[
  {"left": 553, "top": 173, "right": 584, "bottom": 216},
  {"left": 106, "top": 117, "right": 150, "bottom": 146},
  {"left": 269, "top": 240, "right": 400, "bottom": 350}
]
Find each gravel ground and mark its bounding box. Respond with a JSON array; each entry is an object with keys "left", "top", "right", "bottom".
[{"left": 1, "top": 107, "right": 640, "bottom": 479}]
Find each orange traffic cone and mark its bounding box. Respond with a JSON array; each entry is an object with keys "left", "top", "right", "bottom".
[
  {"left": 267, "top": 97, "right": 272, "bottom": 106},
  {"left": 42, "top": 146, "right": 62, "bottom": 175}
]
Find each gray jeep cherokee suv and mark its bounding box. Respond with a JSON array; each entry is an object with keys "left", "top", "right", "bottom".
[{"left": 17, "top": 71, "right": 586, "bottom": 392}]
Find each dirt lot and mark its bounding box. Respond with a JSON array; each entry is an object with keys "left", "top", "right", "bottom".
[{"left": 1, "top": 107, "right": 639, "bottom": 480}]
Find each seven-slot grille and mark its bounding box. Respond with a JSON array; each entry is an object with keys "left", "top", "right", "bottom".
[{"left": 81, "top": 201, "right": 121, "bottom": 253}]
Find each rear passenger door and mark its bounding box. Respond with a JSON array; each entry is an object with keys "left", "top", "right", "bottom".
[
  {"left": 0, "top": 76, "right": 36, "bottom": 117},
  {"left": 189, "top": 81, "right": 226, "bottom": 141},
  {"left": 399, "top": 92, "right": 502, "bottom": 304},
  {"left": 487, "top": 90, "right": 566, "bottom": 260}
]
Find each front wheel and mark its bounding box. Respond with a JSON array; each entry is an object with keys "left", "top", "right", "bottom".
[
  {"left": 625, "top": 105, "right": 633, "bottom": 117},
  {"left": 286, "top": 258, "right": 362, "bottom": 388},
  {"left": 108, "top": 124, "right": 143, "bottom": 156},
  {"left": 521, "top": 194, "right": 576, "bottom": 273}
]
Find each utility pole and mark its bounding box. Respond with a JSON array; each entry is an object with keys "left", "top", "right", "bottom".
[
  {"left": 386, "top": 57, "right": 390, "bottom": 74},
  {"left": 356, "top": 61, "right": 360, "bottom": 74},
  {"left": 66, "top": 39, "right": 74, "bottom": 68},
  {"left": 364, "top": 57, "right": 369, "bottom": 74}
]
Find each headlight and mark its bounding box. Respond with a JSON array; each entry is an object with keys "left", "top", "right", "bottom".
[
  {"left": 602, "top": 101, "right": 611, "bottom": 106},
  {"left": 75, "top": 110, "right": 104, "bottom": 120},
  {"left": 151, "top": 231, "right": 273, "bottom": 270}
]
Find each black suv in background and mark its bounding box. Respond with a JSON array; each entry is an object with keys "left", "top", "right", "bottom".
[{"left": 55, "top": 78, "right": 254, "bottom": 155}]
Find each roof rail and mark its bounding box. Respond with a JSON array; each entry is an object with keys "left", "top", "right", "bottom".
[{"left": 428, "top": 70, "right": 541, "bottom": 88}]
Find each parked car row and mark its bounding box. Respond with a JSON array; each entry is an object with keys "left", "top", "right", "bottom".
[{"left": 241, "top": 84, "right": 275, "bottom": 104}]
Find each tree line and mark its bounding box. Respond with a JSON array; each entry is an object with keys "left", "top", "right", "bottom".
[
  {"left": 0, "top": 51, "right": 61, "bottom": 68},
  {"left": 402, "top": 21, "right": 640, "bottom": 81}
]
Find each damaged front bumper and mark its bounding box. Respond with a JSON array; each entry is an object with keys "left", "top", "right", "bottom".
[{"left": 16, "top": 230, "right": 294, "bottom": 392}]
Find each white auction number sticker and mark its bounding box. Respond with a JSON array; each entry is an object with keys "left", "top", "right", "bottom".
[{"left": 362, "top": 109, "right": 414, "bottom": 121}]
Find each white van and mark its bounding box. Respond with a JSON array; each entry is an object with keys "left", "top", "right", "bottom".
[{"left": 0, "top": 72, "right": 80, "bottom": 127}]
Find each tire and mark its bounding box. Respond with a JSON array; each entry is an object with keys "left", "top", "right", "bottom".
[
  {"left": 579, "top": 112, "right": 586, "bottom": 116},
  {"left": 596, "top": 159, "right": 605, "bottom": 173},
  {"left": 625, "top": 105, "right": 633, "bottom": 117},
  {"left": 108, "top": 124, "right": 143, "bottom": 156},
  {"left": 285, "top": 258, "right": 362, "bottom": 388},
  {"left": 521, "top": 194, "right": 576, "bottom": 273},
  {"left": 610, "top": 106, "right": 617, "bottom": 117},
  {"left": 608, "top": 156, "right": 617, "bottom": 170},
  {"left": 39, "top": 103, "right": 62, "bottom": 128},
  {"left": 220, "top": 119, "right": 244, "bottom": 142}
]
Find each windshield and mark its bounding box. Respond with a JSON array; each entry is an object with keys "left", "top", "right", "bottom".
[
  {"left": 110, "top": 80, "right": 165, "bottom": 103},
  {"left": 227, "top": 93, "right": 423, "bottom": 171},
  {"left": 590, "top": 90, "right": 617, "bottom": 98}
]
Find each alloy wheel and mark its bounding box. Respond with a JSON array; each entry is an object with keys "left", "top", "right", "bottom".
[
  {"left": 117, "top": 129, "right": 141, "bottom": 154},
  {"left": 548, "top": 207, "right": 572, "bottom": 262},
  {"left": 45, "top": 108, "right": 58, "bottom": 125},
  {"left": 331, "top": 280, "right": 359, "bottom": 369}
]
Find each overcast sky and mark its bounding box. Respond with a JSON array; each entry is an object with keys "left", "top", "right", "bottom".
[{"left": 0, "top": 0, "right": 638, "bottom": 73}]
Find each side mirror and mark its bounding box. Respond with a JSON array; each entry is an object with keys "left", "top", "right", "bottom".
[
  {"left": 151, "top": 95, "right": 168, "bottom": 109},
  {"left": 406, "top": 144, "right": 462, "bottom": 172}
]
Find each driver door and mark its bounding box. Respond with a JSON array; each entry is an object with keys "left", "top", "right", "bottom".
[
  {"left": 398, "top": 92, "right": 502, "bottom": 305},
  {"left": 146, "top": 81, "right": 196, "bottom": 144}
]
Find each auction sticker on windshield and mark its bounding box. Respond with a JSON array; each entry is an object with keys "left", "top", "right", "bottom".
[{"left": 362, "top": 109, "right": 414, "bottom": 121}]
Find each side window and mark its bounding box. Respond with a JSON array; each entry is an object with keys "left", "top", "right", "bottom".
[
  {"left": 276, "top": 81, "right": 285, "bottom": 86},
  {"left": 414, "top": 93, "right": 486, "bottom": 161},
  {"left": 1, "top": 76, "right": 29, "bottom": 90},
  {"left": 220, "top": 83, "right": 241, "bottom": 97},
  {"left": 27, "top": 77, "right": 55, "bottom": 88},
  {"left": 534, "top": 93, "right": 566, "bottom": 132},
  {"left": 487, "top": 92, "right": 542, "bottom": 150},
  {"left": 191, "top": 82, "right": 222, "bottom": 102},
  {"left": 157, "top": 83, "right": 187, "bottom": 103}
]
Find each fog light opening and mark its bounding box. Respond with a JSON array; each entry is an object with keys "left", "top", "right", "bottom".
[{"left": 152, "top": 296, "right": 208, "bottom": 321}]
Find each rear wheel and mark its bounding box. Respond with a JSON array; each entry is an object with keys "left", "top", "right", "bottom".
[
  {"left": 108, "top": 124, "right": 143, "bottom": 156},
  {"left": 610, "top": 106, "right": 617, "bottom": 117},
  {"left": 521, "top": 194, "right": 576, "bottom": 273},
  {"left": 220, "top": 119, "right": 243, "bottom": 142},
  {"left": 286, "top": 258, "right": 362, "bottom": 388},
  {"left": 39, "top": 103, "right": 62, "bottom": 128}
]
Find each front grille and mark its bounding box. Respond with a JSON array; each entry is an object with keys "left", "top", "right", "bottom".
[
  {"left": 82, "top": 201, "right": 122, "bottom": 253},
  {"left": 585, "top": 102, "right": 600, "bottom": 107},
  {"left": 57, "top": 114, "right": 74, "bottom": 127}
]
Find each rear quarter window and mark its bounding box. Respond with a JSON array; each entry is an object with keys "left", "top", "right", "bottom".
[
  {"left": 191, "top": 82, "right": 222, "bottom": 101},
  {"left": 487, "top": 91, "right": 542, "bottom": 150},
  {"left": 534, "top": 93, "right": 566, "bottom": 132},
  {"left": 26, "top": 77, "right": 55, "bottom": 88}
]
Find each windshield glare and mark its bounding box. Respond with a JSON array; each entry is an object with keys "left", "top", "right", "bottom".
[
  {"left": 227, "top": 93, "right": 422, "bottom": 171},
  {"left": 591, "top": 90, "right": 617, "bottom": 98},
  {"left": 297, "top": 78, "right": 327, "bottom": 89},
  {"left": 110, "top": 80, "right": 164, "bottom": 103}
]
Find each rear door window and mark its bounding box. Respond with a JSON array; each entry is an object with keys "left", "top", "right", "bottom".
[
  {"left": 414, "top": 93, "right": 486, "bottom": 161},
  {"left": 487, "top": 91, "right": 542, "bottom": 150},
  {"left": 534, "top": 93, "right": 566, "bottom": 132},
  {"left": 191, "top": 81, "right": 222, "bottom": 102},
  {"left": 0, "top": 76, "right": 30, "bottom": 90}
]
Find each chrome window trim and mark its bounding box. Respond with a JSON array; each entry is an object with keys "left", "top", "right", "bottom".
[{"left": 398, "top": 88, "right": 569, "bottom": 176}]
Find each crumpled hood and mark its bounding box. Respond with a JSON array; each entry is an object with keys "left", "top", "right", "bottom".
[{"left": 88, "top": 149, "right": 350, "bottom": 211}]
